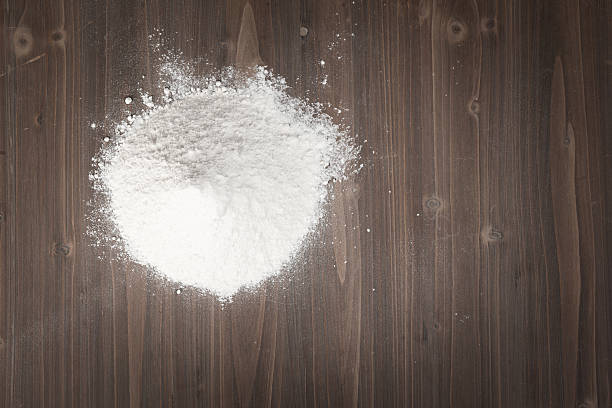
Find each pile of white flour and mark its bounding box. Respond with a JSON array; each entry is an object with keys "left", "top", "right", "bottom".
[{"left": 91, "top": 65, "right": 358, "bottom": 298}]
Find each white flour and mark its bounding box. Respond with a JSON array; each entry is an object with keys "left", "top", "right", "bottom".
[{"left": 91, "top": 65, "right": 358, "bottom": 298}]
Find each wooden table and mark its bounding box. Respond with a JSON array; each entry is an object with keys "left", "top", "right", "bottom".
[{"left": 1, "top": 0, "right": 611, "bottom": 407}]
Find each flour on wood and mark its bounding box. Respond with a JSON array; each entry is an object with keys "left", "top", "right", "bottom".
[{"left": 90, "top": 62, "right": 359, "bottom": 299}]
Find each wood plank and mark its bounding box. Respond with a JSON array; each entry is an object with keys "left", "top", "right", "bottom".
[{"left": 0, "top": 2, "right": 17, "bottom": 407}]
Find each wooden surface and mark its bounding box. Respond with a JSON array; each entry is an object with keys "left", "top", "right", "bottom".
[{"left": 1, "top": 0, "right": 611, "bottom": 407}]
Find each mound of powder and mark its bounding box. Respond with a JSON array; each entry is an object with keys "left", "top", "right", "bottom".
[{"left": 94, "top": 68, "right": 358, "bottom": 298}]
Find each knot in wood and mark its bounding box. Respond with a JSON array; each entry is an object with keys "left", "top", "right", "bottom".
[
  {"left": 51, "top": 31, "right": 63, "bottom": 42},
  {"left": 488, "top": 229, "right": 503, "bottom": 241},
  {"left": 447, "top": 19, "right": 468, "bottom": 44},
  {"left": 50, "top": 29, "right": 66, "bottom": 47},
  {"left": 482, "top": 17, "right": 496, "bottom": 31},
  {"left": 13, "top": 27, "right": 33, "bottom": 58},
  {"left": 53, "top": 243, "right": 72, "bottom": 257},
  {"left": 469, "top": 100, "right": 481, "bottom": 114},
  {"left": 425, "top": 197, "right": 441, "bottom": 209}
]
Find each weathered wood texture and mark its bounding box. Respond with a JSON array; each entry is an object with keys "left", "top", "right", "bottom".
[{"left": 1, "top": 0, "right": 611, "bottom": 407}]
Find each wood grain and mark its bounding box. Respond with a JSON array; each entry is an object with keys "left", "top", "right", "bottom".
[
  {"left": 1, "top": 0, "right": 611, "bottom": 407},
  {"left": 550, "top": 57, "right": 581, "bottom": 408}
]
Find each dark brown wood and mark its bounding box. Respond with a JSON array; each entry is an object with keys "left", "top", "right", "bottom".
[{"left": 1, "top": 0, "right": 611, "bottom": 407}]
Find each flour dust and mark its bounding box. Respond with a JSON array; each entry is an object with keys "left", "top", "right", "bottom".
[{"left": 89, "top": 56, "right": 359, "bottom": 299}]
